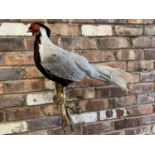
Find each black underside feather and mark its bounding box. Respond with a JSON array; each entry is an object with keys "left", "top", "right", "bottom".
[{"left": 34, "top": 35, "right": 73, "bottom": 87}]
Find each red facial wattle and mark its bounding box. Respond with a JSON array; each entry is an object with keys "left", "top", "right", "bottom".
[{"left": 28, "top": 24, "right": 40, "bottom": 36}]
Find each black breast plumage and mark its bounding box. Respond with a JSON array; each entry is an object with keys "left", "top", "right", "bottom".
[{"left": 33, "top": 35, "right": 73, "bottom": 87}]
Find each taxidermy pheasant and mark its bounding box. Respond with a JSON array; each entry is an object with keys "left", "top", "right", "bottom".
[{"left": 28, "top": 23, "right": 132, "bottom": 129}]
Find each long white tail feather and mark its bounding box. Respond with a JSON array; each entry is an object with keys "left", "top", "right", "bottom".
[{"left": 92, "top": 64, "right": 133, "bottom": 91}]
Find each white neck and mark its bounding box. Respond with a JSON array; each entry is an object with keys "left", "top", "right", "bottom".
[
  {"left": 38, "top": 27, "right": 57, "bottom": 62},
  {"left": 40, "top": 27, "right": 48, "bottom": 36}
]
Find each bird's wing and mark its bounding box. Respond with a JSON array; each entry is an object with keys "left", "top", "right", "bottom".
[{"left": 41, "top": 49, "right": 86, "bottom": 81}]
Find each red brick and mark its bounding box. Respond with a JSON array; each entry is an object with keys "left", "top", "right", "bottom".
[
  {"left": 128, "top": 61, "right": 153, "bottom": 72},
  {"left": 0, "top": 38, "right": 24, "bottom": 51},
  {"left": 21, "top": 130, "right": 48, "bottom": 135},
  {"left": 116, "top": 49, "right": 144, "bottom": 60},
  {"left": 102, "top": 121, "right": 114, "bottom": 132},
  {"left": 49, "top": 24, "right": 79, "bottom": 36},
  {"left": 0, "top": 54, "right": 4, "bottom": 65},
  {"left": 42, "top": 105, "right": 60, "bottom": 116},
  {"left": 82, "top": 51, "right": 105, "bottom": 62},
  {"left": 145, "top": 25, "right": 155, "bottom": 35},
  {"left": 131, "top": 72, "right": 140, "bottom": 83},
  {"left": 79, "top": 98, "right": 108, "bottom": 112},
  {"left": 125, "top": 126, "right": 151, "bottom": 135},
  {"left": 83, "top": 122, "right": 104, "bottom": 135},
  {"left": 66, "top": 87, "right": 95, "bottom": 101},
  {"left": 109, "top": 87, "right": 128, "bottom": 97},
  {"left": 59, "top": 37, "right": 97, "bottom": 50},
  {"left": 25, "top": 38, "right": 34, "bottom": 50},
  {"left": 143, "top": 19, "right": 154, "bottom": 24},
  {"left": 132, "top": 37, "right": 155, "bottom": 48},
  {"left": 5, "top": 52, "right": 34, "bottom": 65},
  {"left": 5, "top": 106, "right": 44, "bottom": 121},
  {"left": 127, "top": 19, "right": 143, "bottom": 24},
  {"left": 48, "top": 19, "right": 68, "bottom": 23},
  {"left": 0, "top": 83, "right": 4, "bottom": 94},
  {"left": 0, "top": 67, "right": 25, "bottom": 81},
  {"left": 21, "top": 19, "right": 47, "bottom": 23},
  {"left": 97, "top": 37, "right": 130, "bottom": 49},
  {"left": 76, "top": 79, "right": 105, "bottom": 88},
  {"left": 141, "top": 71, "right": 155, "bottom": 82},
  {"left": 0, "top": 111, "right": 4, "bottom": 122},
  {"left": 4, "top": 79, "right": 44, "bottom": 93},
  {"left": 0, "top": 95, "right": 25, "bottom": 109},
  {"left": 82, "top": 51, "right": 115, "bottom": 62},
  {"left": 137, "top": 93, "right": 154, "bottom": 104},
  {"left": 48, "top": 127, "right": 63, "bottom": 135},
  {"left": 109, "top": 95, "right": 137, "bottom": 108},
  {"left": 129, "top": 83, "right": 153, "bottom": 94},
  {"left": 68, "top": 19, "right": 96, "bottom": 23},
  {"left": 28, "top": 116, "right": 61, "bottom": 130},
  {"left": 114, "top": 118, "right": 141, "bottom": 129},
  {"left": 141, "top": 83, "right": 153, "bottom": 93},
  {"left": 144, "top": 49, "right": 155, "bottom": 60},
  {"left": 25, "top": 67, "right": 43, "bottom": 78},
  {"left": 96, "top": 87, "right": 110, "bottom": 98},
  {"left": 96, "top": 19, "right": 126, "bottom": 24},
  {"left": 103, "top": 61, "right": 126, "bottom": 70},
  {"left": 142, "top": 114, "right": 155, "bottom": 125},
  {"left": 115, "top": 25, "right": 143, "bottom": 36},
  {"left": 105, "top": 130, "right": 125, "bottom": 135},
  {"left": 127, "top": 104, "right": 153, "bottom": 117}
]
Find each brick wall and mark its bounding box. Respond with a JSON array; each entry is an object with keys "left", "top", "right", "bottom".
[{"left": 0, "top": 19, "right": 155, "bottom": 135}]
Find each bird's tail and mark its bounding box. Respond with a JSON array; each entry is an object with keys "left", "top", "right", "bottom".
[{"left": 92, "top": 64, "right": 133, "bottom": 91}]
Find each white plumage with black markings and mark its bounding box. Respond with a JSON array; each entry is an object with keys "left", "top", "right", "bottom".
[{"left": 28, "top": 23, "right": 132, "bottom": 130}]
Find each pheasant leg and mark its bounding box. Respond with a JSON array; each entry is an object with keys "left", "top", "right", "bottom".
[{"left": 55, "top": 83, "right": 72, "bottom": 130}]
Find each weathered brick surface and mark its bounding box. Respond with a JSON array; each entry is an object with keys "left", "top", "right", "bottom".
[
  {"left": 97, "top": 37, "right": 130, "bottom": 49},
  {"left": 144, "top": 49, "right": 155, "bottom": 60},
  {"left": 0, "top": 83, "right": 4, "bottom": 94},
  {"left": 0, "top": 67, "right": 25, "bottom": 81},
  {"left": 60, "top": 37, "right": 97, "bottom": 50},
  {"left": 66, "top": 87, "right": 95, "bottom": 101},
  {"left": 0, "top": 38, "right": 24, "bottom": 51},
  {"left": 5, "top": 106, "right": 44, "bottom": 121},
  {"left": 132, "top": 37, "right": 155, "bottom": 48},
  {"left": 128, "top": 60, "right": 154, "bottom": 72},
  {"left": 116, "top": 49, "right": 144, "bottom": 60},
  {"left": 115, "top": 25, "right": 143, "bottom": 36},
  {"left": 127, "top": 19, "right": 143, "bottom": 24},
  {"left": 127, "top": 104, "right": 153, "bottom": 116},
  {"left": 114, "top": 118, "right": 141, "bottom": 130},
  {"left": 4, "top": 79, "right": 44, "bottom": 93},
  {"left": 28, "top": 116, "right": 61, "bottom": 130},
  {"left": 125, "top": 126, "right": 151, "bottom": 135},
  {"left": 144, "top": 25, "right": 155, "bottom": 35},
  {"left": 5, "top": 52, "right": 34, "bottom": 65},
  {"left": 79, "top": 99, "right": 108, "bottom": 112},
  {"left": 83, "top": 122, "right": 104, "bottom": 135},
  {"left": 0, "top": 95, "right": 25, "bottom": 109},
  {"left": 49, "top": 24, "right": 79, "bottom": 36},
  {"left": 0, "top": 54, "right": 4, "bottom": 65},
  {"left": 0, "top": 19, "right": 155, "bottom": 135}
]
